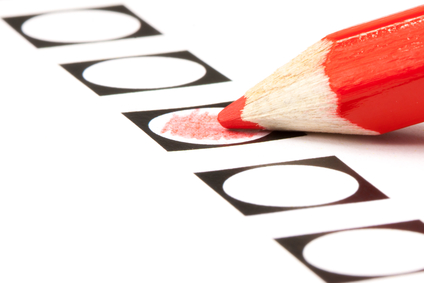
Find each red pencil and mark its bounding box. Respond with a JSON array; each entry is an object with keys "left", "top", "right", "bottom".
[{"left": 218, "top": 6, "right": 424, "bottom": 135}]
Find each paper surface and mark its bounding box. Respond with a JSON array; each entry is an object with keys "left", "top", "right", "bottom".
[{"left": 1, "top": 1, "right": 424, "bottom": 282}]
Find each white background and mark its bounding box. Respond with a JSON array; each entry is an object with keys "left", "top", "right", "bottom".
[{"left": 1, "top": 0, "right": 424, "bottom": 282}]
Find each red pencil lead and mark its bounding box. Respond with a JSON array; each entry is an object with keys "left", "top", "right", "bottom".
[{"left": 218, "top": 96, "right": 264, "bottom": 129}]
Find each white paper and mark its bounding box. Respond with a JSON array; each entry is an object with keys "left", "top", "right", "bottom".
[{"left": 1, "top": 1, "right": 424, "bottom": 282}]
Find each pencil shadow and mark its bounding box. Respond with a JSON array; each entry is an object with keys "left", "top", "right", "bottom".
[{"left": 310, "top": 124, "right": 424, "bottom": 147}]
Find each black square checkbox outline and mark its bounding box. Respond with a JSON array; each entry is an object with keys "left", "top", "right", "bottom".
[
  {"left": 195, "top": 156, "right": 387, "bottom": 216},
  {"left": 2, "top": 5, "right": 161, "bottom": 48},
  {"left": 61, "top": 50, "right": 231, "bottom": 96},
  {"left": 275, "top": 220, "right": 424, "bottom": 283},
  {"left": 123, "top": 102, "right": 305, "bottom": 151}
]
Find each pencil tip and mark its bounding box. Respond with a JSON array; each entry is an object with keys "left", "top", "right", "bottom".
[{"left": 218, "top": 96, "right": 264, "bottom": 129}]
